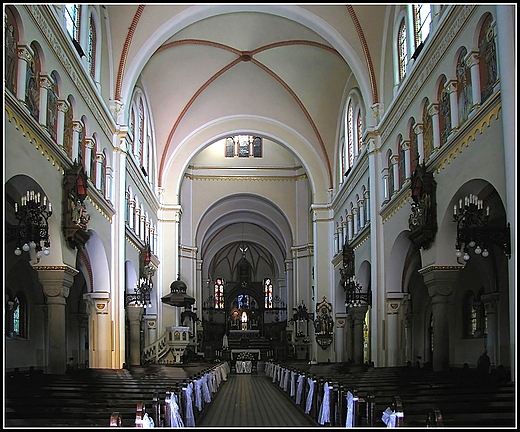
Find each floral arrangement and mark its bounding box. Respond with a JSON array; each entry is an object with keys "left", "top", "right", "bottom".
[{"left": 236, "top": 352, "right": 255, "bottom": 361}]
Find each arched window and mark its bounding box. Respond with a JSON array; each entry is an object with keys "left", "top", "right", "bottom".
[
  {"left": 7, "top": 293, "right": 27, "bottom": 339},
  {"left": 397, "top": 19, "right": 407, "bottom": 82},
  {"left": 412, "top": 5, "right": 431, "bottom": 50},
  {"left": 346, "top": 100, "right": 354, "bottom": 169},
  {"left": 478, "top": 13, "right": 498, "bottom": 104},
  {"left": 438, "top": 76, "right": 451, "bottom": 147},
  {"left": 214, "top": 278, "right": 225, "bottom": 309},
  {"left": 339, "top": 137, "right": 346, "bottom": 183},
  {"left": 64, "top": 4, "right": 81, "bottom": 42},
  {"left": 4, "top": 7, "right": 18, "bottom": 94},
  {"left": 264, "top": 278, "right": 273, "bottom": 309},
  {"left": 87, "top": 12, "right": 97, "bottom": 80},
  {"left": 356, "top": 108, "right": 363, "bottom": 153}
]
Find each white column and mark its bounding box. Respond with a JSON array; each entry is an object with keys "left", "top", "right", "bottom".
[
  {"left": 38, "top": 268, "right": 75, "bottom": 374},
  {"left": 385, "top": 294, "right": 405, "bottom": 367},
  {"left": 126, "top": 305, "right": 143, "bottom": 366},
  {"left": 428, "top": 103, "right": 441, "bottom": 151},
  {"left": 56, "top": 100, "right": 68, "bottom": 148},
  {"left": 391, "top": 154, "right": 399, "bottom": 194},
  {"left": 496, "top": 5, "right": 516, "bottom": 378},
  {"left": 352, "top": 207, "right": 359, "bottom": 236},
  {"left": 466, "top": 50, "right": 481, "bottom": 109},
  {"left": 381, "top": 167, "right": 390, "bottom": 203},
  {"left": 402, "top": 140, "right": 411, "bottom": 181},
  {"left": 347, "top": 214, "right": 354, "bottom": 241},
  {"left": 447, "top": 80, "right": 459, "bottom": 130},
  {"left": 38, "top": 75, "right": 49, "bottom": 126},
  {"left": 72, "top": 121, "right": 83, "bottom": 163},
  {"left": 84, "top": 292, "right": 112, "bottom": 368},
  {"left": 16, "top": 45, "right": 30, "bottom": 102},
  {"left": 413, "top": 123, "right": 424, "bottom": 164},
  {"left": 358, "top": 199, "right": 365, "bottom": 229}
]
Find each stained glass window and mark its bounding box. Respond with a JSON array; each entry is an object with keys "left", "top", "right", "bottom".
[
  {"left": 478, "top": 13, "right": 497, "bottom": 104},
  {"left": 87, "top": 13, "right": 97, "bottom": 80},
  {"left": 264, "top": 278, "right": 273, "bottom": 309},
  {"left": 413, "top": 4, "right": 431, "bottom": 49},
  {"left": 397, "top": 19, "right": 407, "bottom": 82},
  {"left": 214, "top": 278, "right": 225, "bottom": 309}
]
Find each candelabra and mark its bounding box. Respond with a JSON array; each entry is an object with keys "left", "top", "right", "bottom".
[
  {"left": 126, "top": 243, "right": 155, "bottom": 308},
  {"left": 13, "top": 190, "right": 52, "bottom": 258},
  {"left": 453, "top": 193, "right": 511, "bottom": 261},
  {"left": 126, "top": 276, "right": 153, "bottom": 308},
  {"left": 344, "top": 275, "right": 371, "bottom": 308}
]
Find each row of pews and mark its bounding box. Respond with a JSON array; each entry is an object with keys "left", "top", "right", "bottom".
[
  {"left": 110, "top": 362, "right": 230, "bottom": 427},
  {"left": 264, "top": 361, "right": 516, "bottom": 428},
  {"left": 6, "top": 362, "right": 230, "bottom": 428}
]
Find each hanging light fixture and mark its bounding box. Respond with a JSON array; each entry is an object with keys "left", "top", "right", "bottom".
[
  {"left": 13, "top": 190, "right": 52, "bottom": 258},
  {"left": 344, "top": 275, "right": 371, "bottom": 308},
  {"left": 453, "top": 193, "right": 511, "bottom": 261}
]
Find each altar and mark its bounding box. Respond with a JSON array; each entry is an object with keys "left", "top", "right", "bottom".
[
  {"left": 229, "top": 329, "right": 259, "bottom": 339},
  {"left": 230, "top": 349, "right": 260, "bottom": 360}
]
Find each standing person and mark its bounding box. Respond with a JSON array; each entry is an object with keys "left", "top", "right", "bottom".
[{"left": 477, "top": 348, "right": 491, "bottom": 375}]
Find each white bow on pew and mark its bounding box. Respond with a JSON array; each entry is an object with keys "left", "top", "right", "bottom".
[{"left": 318, "top": 381, "right": 332, "bottom": 425}]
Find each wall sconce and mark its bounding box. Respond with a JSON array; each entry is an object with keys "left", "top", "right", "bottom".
[
  {"left": 344, "top": 275, "right": 371, "bottom": 308},
  {"left": 454, "top": 193, "right": 511, "bottom": 261},
  {"left": 13, "top": 190, "right": 52, "bottom": 258}
]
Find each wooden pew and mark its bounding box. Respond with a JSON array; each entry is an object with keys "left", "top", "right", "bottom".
[
  {"left": 426, "top": 408, "right": 444, "bottom": 427},
  {"left": 109, "top": 411, "right": 123, "bottom": 427}
]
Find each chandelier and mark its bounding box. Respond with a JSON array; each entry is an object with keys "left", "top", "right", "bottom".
[
  {"left": 344, "top": 275, "right": 371, "bottom": 308},
  {"left": 13, "top": 190, "right": 52, "bottom": 258},
  {"left": 453, "top": 193, "right": 511, "bottom": 261}
]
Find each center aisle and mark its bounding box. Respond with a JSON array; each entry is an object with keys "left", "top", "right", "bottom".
[{"left": 196, "top": 369, "right": 319, "bottom": 427}]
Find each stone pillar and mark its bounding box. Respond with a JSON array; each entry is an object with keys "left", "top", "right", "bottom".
[
  {"left": 404, "top": 313, "right": 414, "bottom": 365},
  {"left": 358, "top": 199, "right": 365, "bottom": 229},
  {"left": 428, "top": 103, "right": 441, "bottom": 151},
  {"left": 402, "top": 140, "right": 411, "bottom": 181},
  {"left": 345, "top": 314, "right": 354, "bottom": 363},
  {"left": 420, "top": 267, "right": 460, "bottom": 372},
  {"left": 363, "top": 190, "right": 370, "bottom": 223},
  {"left": 83, "top": 292, "right": 112, "bottom": 368},
  {"left": 466, "top": 50, "right": 481, "bottom": 109},
  {"left": 36, "top": 266, "right": 76, "bottom": 374},
  {"left": 481, "top": 292, "right": 500, "bottom": 367},
  {"left": 413, "top": 123, "right": 424, "bottom": 164},
  {"left": 16, "top": 45, "right": 30, "bottom": 102},
  {"left": 72, "top": 121, "right": 83, "bottom": 163},
  {"left": 350, "top": 306, "right": 368, "bottom": 365},
  {"left": 385, "top": 293, "right": 406, "bottom": 366},
  {"left": 381, "top": 167, "right": 390, "bottom": 203},
  {"left": 56, "top": 100, "right": 68, "bottom": 148},
  {"left": 127, "top": 305, "right": 143, "bottom": 366},
  {"left": 447, "top": 80, "right": 459, "bottom": 130},
  {"left": 38, "top": 75, "right": 50, "bottom": 126},
  {"left": 335, "top": 314, "right": 347, "bottom": 363},
  {"left": 496, "top": 5, "right": 516, "bottom": 379},
  {"left": 352, "top": 207, "right": 359, "bottom": 236},
  {"left": 391, "top": 154, "right": 399, "bottom": 194}
]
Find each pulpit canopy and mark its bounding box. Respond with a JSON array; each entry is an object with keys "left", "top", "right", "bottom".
[{"left": 161, "top": 276, "right": 195, "bottom": 307}]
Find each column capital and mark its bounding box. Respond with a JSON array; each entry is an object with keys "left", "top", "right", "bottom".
[
  {"left": 34, "top": 265, "right": 78, "bottom": 300},
  {"left": 419, "top": 265, "right": 463, "bottom": 298},
  {"left": 83, "top": 292, "right": 110, "bottom": 314},
  {"left": 386, "top": 292, "right": 408, "bottom": 314}
]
